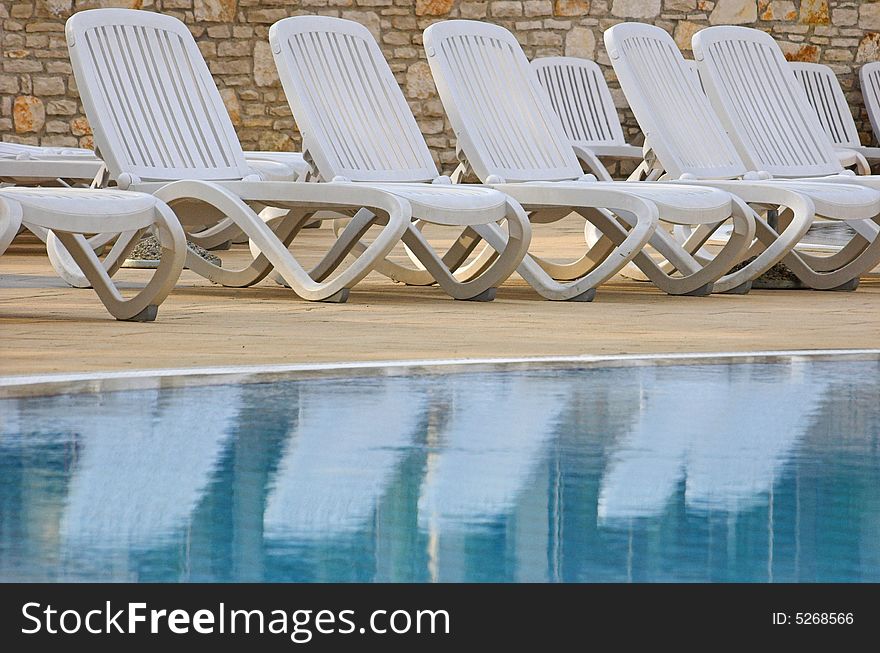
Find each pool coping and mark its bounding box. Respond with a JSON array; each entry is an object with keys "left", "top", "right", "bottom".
[{"left": 1, "top": 348, "right": 878, "bottom": 399}]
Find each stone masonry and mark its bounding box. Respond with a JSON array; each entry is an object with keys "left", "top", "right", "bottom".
[{"left": 2, "top": 1, "right": 880, "bottom": 175}]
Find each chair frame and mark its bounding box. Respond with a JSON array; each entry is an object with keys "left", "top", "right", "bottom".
[{"left": 1, "top": 187, "right": 185, "bottom": 320}]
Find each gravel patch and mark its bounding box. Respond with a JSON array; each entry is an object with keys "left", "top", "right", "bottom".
[{"left": 123, "top": 235, "right": 221, "bottom": 269}]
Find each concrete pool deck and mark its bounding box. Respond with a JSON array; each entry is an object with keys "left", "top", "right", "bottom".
[{"left": 1, "top": 223, "right": 878, "bottom": 378}]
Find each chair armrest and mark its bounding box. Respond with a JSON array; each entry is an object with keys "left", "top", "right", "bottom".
[
  {"left": 570, "top": 145, "right": 614, "bottom": 181},
  {"left": 587, "top": 144, "right": 646, "bottom": 160},
  {"left": 835, "top": 148, "right": 871, "bottom": 176}
]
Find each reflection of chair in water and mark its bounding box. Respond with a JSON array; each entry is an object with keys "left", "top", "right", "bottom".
[
  {"left": 60, "top": 385, "right": 241, "bottom": 549},
  {"left": 598, "top": 364, "right": 822, "bottom": 524},
  {"left": 418, "top": 375, "right": 565, "bottom": 530},
  {"left": 263, "top": 378, "right": 426, "bottom": 540}
]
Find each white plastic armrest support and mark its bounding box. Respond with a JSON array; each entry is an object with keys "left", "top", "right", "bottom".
[
  {"left": 450, "top": 146, "right": 473, "bottom": 184},
  {"left": 640, "top": 141, "right": 666, "bottom": 178},
  {"left": 90, "top": 163, "right": 109, "bottom": 189},
  {"left": 840, "top": 149, "right": 872, "bottom": 176},
  {"left": 450, "top": 162, "right": 468, "bottom": 184},
  {"left": 570, "top": 145, "right": 614, "bottom": 182},
  {"left": 627, "top": 162, "right": 645, "bottom": 181},
  {"left": 301, "top": 147, "right": 321, "bottom": 182}
]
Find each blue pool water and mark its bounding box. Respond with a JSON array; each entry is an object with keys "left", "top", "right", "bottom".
[{"left": 1, "top": 358, "right": 879, "bottom": 583}]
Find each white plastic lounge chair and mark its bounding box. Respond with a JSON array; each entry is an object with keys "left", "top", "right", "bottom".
[
  {"left": 423, "top": 20, "right": 774, "bottom": 296},
  {"left": 531, "top": 57, "right": 643, "bottom": 176},
  {"left": 264, "top": 378, "right": 425, "bottom": 540},
  {"left": 791, "top": 62, "right": 878, "bottom": 175},
  {"left": 598, "top": 364, "right": 819, "bottom": 523},
  {"left": 0, "top": 186, "right": 185, "bottom": 320},
  {"left": 68, "top": 10, "right": 529, "bottom": 302},
  {"left": 59, "top": 384, "right": 238, "bottom": 552},
  {"left": 692, "top": 26, "right": 880, "bottom": 254},
  {"left": 605, "top": 22, "right": 880, "bottom": 291}
]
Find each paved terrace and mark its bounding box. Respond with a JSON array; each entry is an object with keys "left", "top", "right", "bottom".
[{"left": 1, "top": 222, "right": 878, "bottom": 378}]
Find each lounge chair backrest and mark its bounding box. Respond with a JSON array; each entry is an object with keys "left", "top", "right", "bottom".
[
  {"left": 859, "top": 62, "right": 880, "bottom": 146},
  {"left": 423, "top": 20, "right": 584, "bottom": 183},
  {"left": 531, "top": 57, "right": 627, "bottom": 151},
  {"left": 692, "top": 26, "right": 843, "bottom": 178},
  {"left": 603, "top": 22, "right": 747, "bottom": 179},
  {"left": 66, "top": 9, "right": 251, "bottom": 184},
  {"left": 791, "top": 62, "right": 861, "bottom": 150},
  {"left": 269, "top": 16, "right": 439, "bottom": 183}
]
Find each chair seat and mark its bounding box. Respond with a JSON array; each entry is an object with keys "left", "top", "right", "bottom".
[
  {"left": 613, "top": 182, "right": 733, "bottom": 223},
  {"left": 0, "top": 142, "right": 98, "bottom": 159},
  {"left": 0, "top": 159, "right": 104, "bottom": 183},
  {"left": 766, "top": 179, "right": 880, "bottom": 219},
  {"left": 367, "top": 183, "right": 511, "bottom": 225},
  {"left": 0, "top": 187, "right": 159, "bottom": 232},
  {"left": 510, "top": 180, "right": 733, "bottom": 225}
]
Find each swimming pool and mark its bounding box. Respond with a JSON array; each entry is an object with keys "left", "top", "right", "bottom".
[{"left": 1, "top": 356, "right": 878, "bottom": 582}]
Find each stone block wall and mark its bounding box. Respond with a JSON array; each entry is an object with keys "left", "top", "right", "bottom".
[{"left": 2, "top": 0, "right": 879, "bottom": 174}]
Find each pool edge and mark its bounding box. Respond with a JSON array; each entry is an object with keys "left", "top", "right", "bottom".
[{"left": 2, "top": 348, "right": 878, "bottom": 399}]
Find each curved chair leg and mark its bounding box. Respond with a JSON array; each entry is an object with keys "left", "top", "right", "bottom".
[
  {"left": 155, "top": 180, "right": 412, "bottom": 302},
  {"left": 587, "top": 213, "right": 743, "bottom": 289},
  {"left": 794, "top": 224, "right": 874, "bottom": 272},
  {"left": 186, "top": 210, "right": 305, "bottom": 289},
  {"left": 188, "top": 216, "right": 245, "bottom": 250},
  {"left": 333, "top": 211, "right": 525, "bottom": 293},
  {"left": 586, "top": 221, "right": 652, "bottom": 283},
  {"left": 0, "top": 197, "right": 23, "bottom": 255},
  {"left": 49, "top": 202, "right": 186, "bottom": 321},
  {"left": 250, "top": 210, "right": 326, "bottom": 288},
  {"left": 257, "top": 208, "right": 391, "bottom": 285},
  {"left": 612, "top": 182, "right": 818, "bottom": 294},
  {"left": 586, "top": 202, "right": 754, "bottom": 296},
  {"left": 529, "top": 247, "right": 613, "bottom": 281},
  {"left": 686, "top": 180, "right": 880, "bottom": 290},
  {"left": 400, "top": 199, "right": 531, "bottom": 301},
  {"left": 46, "top": 228, "right": 141, "bottom": 288},
  {"left": 332, "top": 213, "right": 437, "bottom": 286},
  {"left": 309, "top": 211, "right": 401, "bottom": 283},
  {"left": 458, "top": 216, "right": 617, "bottom": 284},
  {"left": 471, "top": 197, "right": 657, "bottom": 301},
  {"left": 618, "top": 219, "right": 723, "bottom": 279},
  {"left": 780, "top": 216, "right": 880, "bottom": 289},
  {"left": 450, "top": 236, "right": 502, "bottom": 282},
  {"left": 25, "top": 221, "right": 120, "bottom": 255},
  {"left": 711, "top": 192, "right": 813, "bottom": 293}
]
